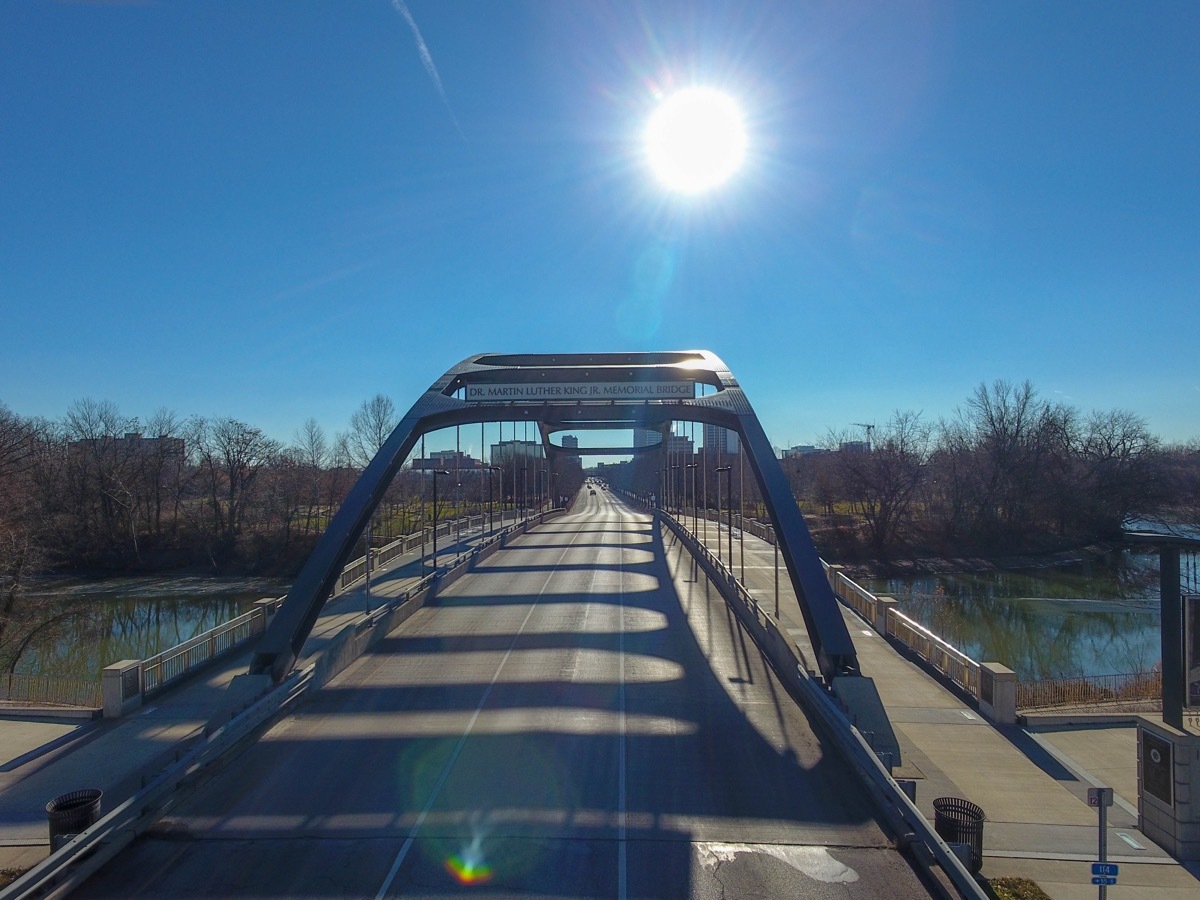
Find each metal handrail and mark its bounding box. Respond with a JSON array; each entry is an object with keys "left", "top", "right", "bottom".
[
  {"left": 142, "top": 599, "right": 283, "bottom": 696},
  {"left": 1018, "top": 670, "right": 1161, "bottom": 711},
  {"left": 0, "top": 672, "right": 102, "bottom": 708},
  {"left": 885, "top": 607, "right": 980, "bottom": 696}
]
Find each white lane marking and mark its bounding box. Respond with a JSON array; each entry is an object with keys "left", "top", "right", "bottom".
[
  {"left": 860, "top": 630, "right": 874, "bottom": 637},
  {"left": 959, "top": 710, "right": 977, "bottom": 720},
  {"left": 617, "top": 506, "right": 628, "bottom": 900},
  {"left": 374, "top": 523, "right": 585, "bottom": 899},
  {"left": 1117, "top": 832, "right": 1145, "bottom": 850}
]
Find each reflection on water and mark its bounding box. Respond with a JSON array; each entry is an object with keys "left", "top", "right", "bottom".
[
  {"left": 13, "top": 576, "right": 290, "bottom": 680},
  {"left": 862, "top": 551, "right": 1162, "bottom": 681}
]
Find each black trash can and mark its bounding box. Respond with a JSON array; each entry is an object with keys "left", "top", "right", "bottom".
[
  {"left": 46, "top": 788, "right": 102, "bottom": 852},
  {"left": 932, "top": 796, "right": 985, "bottom": 874}
]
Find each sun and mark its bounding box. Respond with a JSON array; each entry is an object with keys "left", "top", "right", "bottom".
[{"left": 645, "top": 87, "right": 746, "bottom": 194}]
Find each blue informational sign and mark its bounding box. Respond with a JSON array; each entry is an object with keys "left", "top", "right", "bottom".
[
  {"left": 1091, "top": 863, "right": 1119, "bottom": 876},
  {"left": 1091, "top": 876, "right": 1117, "bottom": 886}
]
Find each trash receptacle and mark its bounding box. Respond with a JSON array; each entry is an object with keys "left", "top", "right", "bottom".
[
  {"left": 932, "top": 796, "right": 985, "bottom": 874},
  {"left": 46, "top": 788, "right": 102, "bottom": 852}
]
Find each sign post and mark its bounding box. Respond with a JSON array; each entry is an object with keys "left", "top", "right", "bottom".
[{"left": 1088, "top": 788, "right": 1116, "bottom": 898}]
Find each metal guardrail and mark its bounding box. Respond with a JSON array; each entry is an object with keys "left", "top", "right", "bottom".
[
  {"left": 0, "top": 673, "right": 102, "bottom": 708},
  {"left": 1018, "top": 670, "right": 1161, "bottom": 711}
]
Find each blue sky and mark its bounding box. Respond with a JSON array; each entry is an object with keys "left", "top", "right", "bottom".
[{"left": 3, "top": 1, "right": 1198, "bottom": 453}]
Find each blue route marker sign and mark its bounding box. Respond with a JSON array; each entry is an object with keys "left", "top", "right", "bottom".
[
  {"left": 1091, "top": 863, "right": 1119, "bottom": 877},
  {"left": 1091, "top": 876, "right": 1117, "bottom": 886}
]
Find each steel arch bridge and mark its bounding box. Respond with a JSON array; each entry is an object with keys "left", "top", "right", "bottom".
[{"left": 251, "top": 351, "right": 858, "bottom": 684}]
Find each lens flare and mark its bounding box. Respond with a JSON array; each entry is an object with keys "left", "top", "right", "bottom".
[{"left": 444, "top": 853, "right": 493, "bottom": 885}]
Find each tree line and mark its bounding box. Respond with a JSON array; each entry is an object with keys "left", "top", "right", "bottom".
[
  {"left": 0, "top": 395, "right": 419, "bottom": 583},
  {"left": 785, "top": 380, "right": 1199, "bottom": 562}
]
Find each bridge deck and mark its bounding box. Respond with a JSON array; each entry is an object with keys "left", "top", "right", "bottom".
[{"left": 74, "top": 490, "right": 929, "bottom": 898}]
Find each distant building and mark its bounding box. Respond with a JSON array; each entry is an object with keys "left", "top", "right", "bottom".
[
  {"left": 490, "top": 439, "right": 544, "bottom": 463},
  {"left": 839, "top": 441, "right": 870, "bottom": 454},
  {"left": 561, "top": 434, "right": 579, "bottom": 450},
  {"left": 782, "top": 445, "right": 822, "bottom": 458},
  {"left": 702, "top": 424, "right": 739, "bottom": 456},
  {"left": 632, "top": 428, "right": 660, "bottom": 448},
  {"left": 412, "top": 449, "right": 481, "bottom": 470},
  {"left": 666, "top": 434, "right": 694, "bottom": 456}
]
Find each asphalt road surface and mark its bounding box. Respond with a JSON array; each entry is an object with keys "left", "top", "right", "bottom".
[{"left": 78, "top": 490, "right": 932, "bottom": 898}]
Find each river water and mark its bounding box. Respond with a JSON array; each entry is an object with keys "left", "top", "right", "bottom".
[
  {"left": 9, "top": 576, "right": 291, "bottom": 681},
  {"left": 861, "top": 550, "right": 1163, "bottom": 681}
]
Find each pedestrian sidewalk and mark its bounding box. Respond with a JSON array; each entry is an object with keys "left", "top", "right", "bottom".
[
  {"left": 688, "top": 516, "right": 1200, "bottom": 900},
  {"left": 0, "top": 525, "right": 491, "bottom": 875}
]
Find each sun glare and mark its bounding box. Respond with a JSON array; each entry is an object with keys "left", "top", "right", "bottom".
[{"left": 645, "top": 87, "right": 746, "bottom": 194}]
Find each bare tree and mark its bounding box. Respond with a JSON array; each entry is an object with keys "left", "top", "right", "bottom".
[
  {"left": 347, "top": 394, "right": 398, "bottom": 469},
  {"left": 827, "top": 411, "right": 933, "bottom": 559},
  {"left": 292, "top": 418, "right": 329, "bottom": 535},
  {"left": 1080, "top": 409, "right": 1165, "bottom": 537},
  {"left": 190, "top": 416, "right": 281, "bottom": 558},
  {"left": 0, "top": 404, "right": 49, "bottom": 667}
]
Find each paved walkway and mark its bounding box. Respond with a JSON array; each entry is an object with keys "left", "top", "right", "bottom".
[
  {"left": 0, "top": 525, "right": 492, "bottom": 875},
  {"left": 686, "top": 515, "right": 1200, "bottom": 899}
]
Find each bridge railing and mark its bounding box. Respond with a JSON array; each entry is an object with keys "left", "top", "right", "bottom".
[
  {"left": 141, "top": 598, "right": 284, "bottom": 697},
  {"left": 675, "top": 504, "right": 986, "bottom": 702},
  {"left": 884, "top": 608, "right": 981, "bottom": 696},
  {"left": 1017, "top": 670, "right": 1162, "bottom": 712},
  {"left": 0, "top": 672, "right": 102, "bottom": 709}
]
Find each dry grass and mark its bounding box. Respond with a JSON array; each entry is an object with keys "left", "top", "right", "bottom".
[
  {"left": 0, "top": 868, "right": 28, "bottom": 889},
  {"left": 988, "top": 875, "right": 1052, "bottom": 900}
]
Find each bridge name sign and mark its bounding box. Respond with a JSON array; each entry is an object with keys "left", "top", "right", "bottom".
[{"left": 465, "top": 382, "right": 695, "bottom": 402}]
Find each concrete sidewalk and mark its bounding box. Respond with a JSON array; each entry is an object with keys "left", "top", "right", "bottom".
[
  {"left": 687, "top": 515, "right": 1200, "bottom": 899},
  {"left": 0, "top": 525, "right": 492, "bottom": 875}
]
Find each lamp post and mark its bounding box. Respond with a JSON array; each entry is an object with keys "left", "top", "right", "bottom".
[
  {"left": 485, "top": 465, "right": 496, "bottom": 535},
  {"left": 490, "top": 464, "right": 505, "bottom": 531},
  {"left": 431, "top": 469, "right": 450, "bottom": 573},
  {"left": 686, "top": 463, "right": 698, "bottom": 535},
  {"left": 670, "top": 464, "right": 681, "bottom": 517},
  {"left": 715, "top": 466, "right": 733, "bottom": 568}
]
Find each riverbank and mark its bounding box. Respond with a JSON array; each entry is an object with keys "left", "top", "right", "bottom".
[{"left": 831, "top": 541, "right": 1126, "bottom": 581}]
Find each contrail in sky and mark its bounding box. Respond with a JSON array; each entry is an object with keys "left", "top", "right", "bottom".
[{"left": 390, "top": 0, "right": 466, "bottom": 140}]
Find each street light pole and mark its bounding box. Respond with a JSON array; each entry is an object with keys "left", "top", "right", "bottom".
[
  {"left": 431, "top": 469, "right": 450, "bottom": 573},
  {"left": 716, "top": 466, "right": 732, "bottom": 569},
  {"left": 486, "top": 465, "right": 495, "bottom": 535},
  {"left": 686, "top": 463, "right": 698, "bottom": 535}
]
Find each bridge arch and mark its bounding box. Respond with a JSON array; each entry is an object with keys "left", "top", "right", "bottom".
[{"left": 251, "top": 351, "right": 857, "bottom": 684}]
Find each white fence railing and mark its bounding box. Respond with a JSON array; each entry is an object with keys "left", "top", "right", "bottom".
[{"left": 141, "top": 598, "right": 284, "bottom": 697}]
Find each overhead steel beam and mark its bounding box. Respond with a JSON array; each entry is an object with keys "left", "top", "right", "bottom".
[{"left": 251, "top": 351, "right": 857, "bottom": 683}]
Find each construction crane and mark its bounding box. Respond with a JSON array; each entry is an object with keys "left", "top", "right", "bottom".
[{"left": 852, "top": 422, "right": 875, "bottom": 451}]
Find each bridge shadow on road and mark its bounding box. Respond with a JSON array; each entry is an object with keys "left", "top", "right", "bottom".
[{"left": 76, "top": 509, "right": 896, "bottom": 898}]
